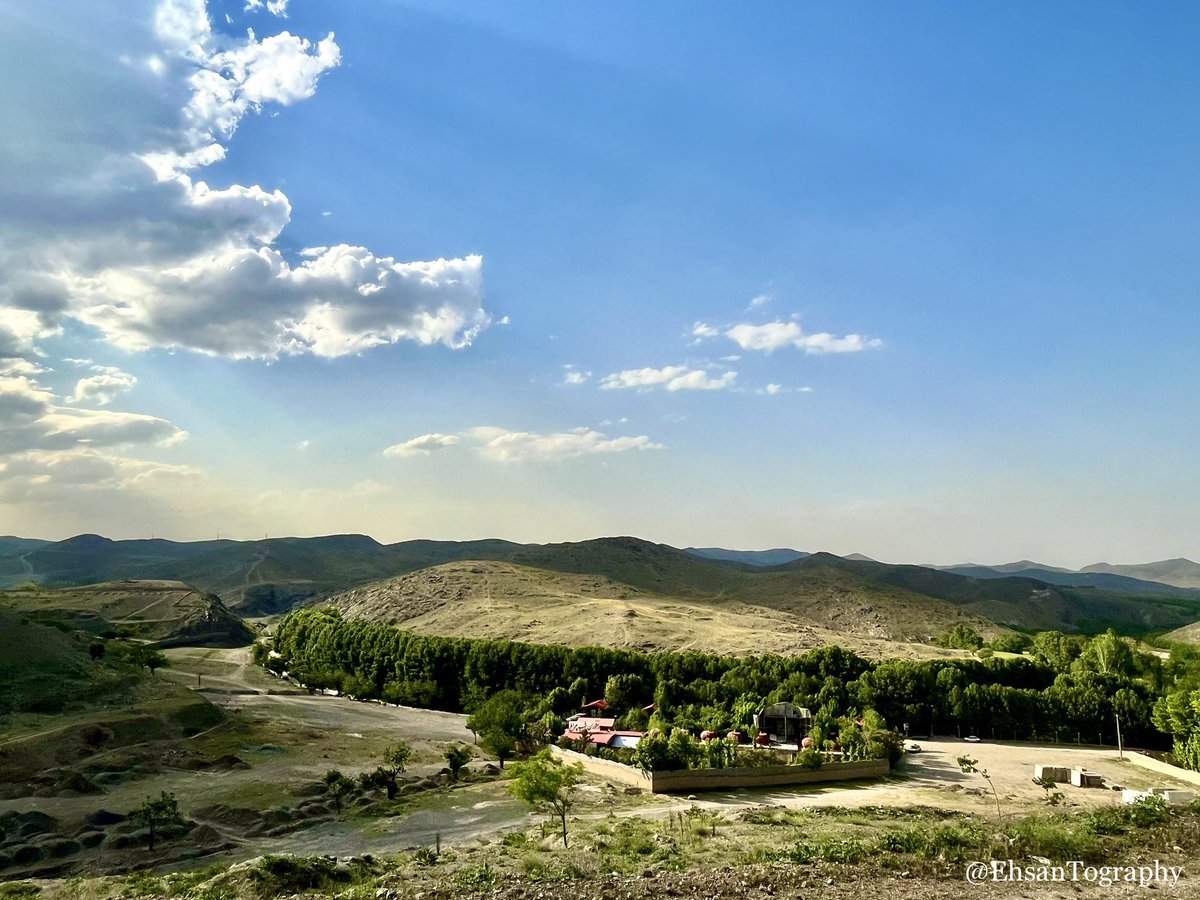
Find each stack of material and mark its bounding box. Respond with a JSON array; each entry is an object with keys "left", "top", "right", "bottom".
[
  {"left": 1034, "top": 764, "right": 1071, "bottom": 782},
  {"left": 1070, "top": 767, "right": 1104, "bottom": 788}
]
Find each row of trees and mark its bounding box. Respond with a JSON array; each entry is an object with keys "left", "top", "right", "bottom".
[{"left": 271, "top": 609, "right": 1187, "bottom": 756}]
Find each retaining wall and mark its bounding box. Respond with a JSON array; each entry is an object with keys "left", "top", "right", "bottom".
[{"left": 550, "top": 746, "right": 888, "bottom": 794}]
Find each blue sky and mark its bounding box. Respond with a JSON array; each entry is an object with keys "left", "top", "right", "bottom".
[{"left": 1, "top": 0, "right": 1197, "bottom": 566}]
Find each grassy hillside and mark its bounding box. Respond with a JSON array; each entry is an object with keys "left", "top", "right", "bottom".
[
  {"left": 4, "top": 533, "right": 1195, "bottom": 638},
  {"left": 0, "top": 581, "right": 253, "bottom": 646}
]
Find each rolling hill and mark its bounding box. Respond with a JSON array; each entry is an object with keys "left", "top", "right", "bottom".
[
  {"left": 0, "top": 581, "right": 253, "bottom": 647},
  {"left": 4, "top": 532, "right": 1198, "bottom": 641},
  {"left": 325, "top": 559, "right": 998, "bottom": 658}
]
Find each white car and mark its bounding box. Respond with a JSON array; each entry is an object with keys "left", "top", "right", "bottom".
[{"left": 964, "top": 735, "right": 981, "bottom": 743}]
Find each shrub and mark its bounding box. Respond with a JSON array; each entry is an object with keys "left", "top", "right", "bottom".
[
  {"left": 248, "top": 856, "right": 355, "bottom": 897},
  {"left": 793, "top": 749, "right": 824, "bottom": 770}
]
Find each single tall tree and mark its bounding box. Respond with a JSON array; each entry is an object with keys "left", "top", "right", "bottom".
[{"left": 131, "top": 791, "right": 183, "bottom": 852}]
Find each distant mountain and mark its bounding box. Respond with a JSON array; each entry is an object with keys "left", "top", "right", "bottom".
[
  {"left": 843, "top": 553, "right": 879, "bottom": 563},
  {"left": 4, "top": 532, "right": 1199, "bottom": 638},
  {"left": 938, "top": 565, "right": 1197, "bottom": 598},
  {"left": 686, "top": 547, "right": 808, "bottom": 566},
  {"left": 942, "top": 560, "right": 1076, "bottom": 575},
  {"left": 1081, "top": 558, "right": 1200, "bottom": 590},
  {"left": 0, "top": 536, "right": 50, "bottom": 558}
]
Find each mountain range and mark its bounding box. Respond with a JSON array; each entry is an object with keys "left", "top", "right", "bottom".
[{"left": 1, "top": 534, "right": 1199, "bottom": 640}]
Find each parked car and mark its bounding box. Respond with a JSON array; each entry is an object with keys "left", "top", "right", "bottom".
[{"left": 964, "top": 735, "right": 981, "bottom": 743}]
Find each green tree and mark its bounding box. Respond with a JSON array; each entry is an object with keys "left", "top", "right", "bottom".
[
  {"left": 1075, "top": 629, "right": 1136, "bottom": 678},
  {"left": 322, "top": 769, "right": 354, "bottom": 812},
  {"left": 466, "top": 690, "right": 527, "bottom": 768},
  {"left": 603, "top": 673, "right": 645, "bottom": 713},
  {"left": 444, "top": 744, "right": 472, "bottom": 781},
  {"left": 937, "top": 624, "right": 984, "bottom": 651},
  {"left": 130, "top": 791, "right": 183, "bottom": 852},
  {"left": 360, "top": 742, "right": 413, "bottom": 799},
  {"left": 508, "top": 750, "right": 584, "bottom": 848},
  {"left": 129, "top": 645, "right": 169, "bottom": 674}
]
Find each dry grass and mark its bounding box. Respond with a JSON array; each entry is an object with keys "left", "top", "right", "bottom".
[{"left": 329, "top": 561, "right": 973, "bottom": 660}]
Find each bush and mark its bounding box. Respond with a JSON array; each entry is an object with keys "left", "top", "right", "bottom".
[
  {"left": 1005, "top": 815, "right": 1098, "bottom": 861},
  {"left": 1084, "top": 796, "right": 1170, "bottom": 834},
  {"left": 793, "top": 749, "right": 824, "bottom": 770},
  {"left": 248, "top": 856, "right": 355, "bottom": 896}
]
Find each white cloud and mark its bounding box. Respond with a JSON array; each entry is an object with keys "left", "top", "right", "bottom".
[
  {"left": 600, "top": 365, "right": 737, "bottom": 392},
  {"left": 68, "top": 367, "right": 137, "bottom": 406},
  {"left": 765, "top": 383, "right": 782, "bottom": 395},
  {"left": 725, "top": 321, "right": 882, "bottom": 354},
  {"left": 691, "top": 322, "right": 719, "bottom": 340},
  {"left": 0, "top": 448, "right": 199, "bottom": 503},
  {"left": 467, "top": 426, "right": 662, "bottom": 463},
  {"left": 562, "top": 366, "right": 591, "bottom": 386},
  {"left": 383, "top": 433, "right": 461, "bottom": 458},
  {"left": 383, "top": 425, "right": 663, "bottom": 463},
  {"left": 748, "top": 292, "right": 772, "bottom": 309},
  {"left": 297, "top": 439, "right": 310, "bottom": 451},
  {"left": 244, "top": 0, "right": 289, "bottom": 15},
  {"left": 0, "top": 0, "right": 489, "bottom": 362},
  {"left": 0, "top": 374, "right": 185, "bottom": 456}
]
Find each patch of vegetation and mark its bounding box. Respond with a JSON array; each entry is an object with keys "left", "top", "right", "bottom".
[{"left": 246, "top": 855, "right": 375, "bottom": 898}]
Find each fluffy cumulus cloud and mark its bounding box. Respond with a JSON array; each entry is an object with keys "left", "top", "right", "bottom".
[
  {"left": 1, "top": 0, "right": 489, "bottom": 362},
  {"left": 383, "top": 433, "right": 460, "bottom": 458},
  {"left": 725, "top": 321, "right": 882, "bottom": 354},
  {"left": 384, "top": 426, "right": 663, "bottom": 463},
  {"left": 68, "top": 366, "right": 137, "bottom": 406},
  {"left": 0, "top": 0, "right": 490, "bottom": 519},
  {"left": 599, "top": 365, "right": 737, "bottom": 392}
]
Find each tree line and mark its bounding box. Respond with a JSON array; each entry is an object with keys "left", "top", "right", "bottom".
[{"left": 271, "top": 608, "right": 1194, "bottom": 759}]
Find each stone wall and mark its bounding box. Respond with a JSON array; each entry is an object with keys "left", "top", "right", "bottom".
[{"left": 550, "top": 746, "right": 888, "bottom": 794}]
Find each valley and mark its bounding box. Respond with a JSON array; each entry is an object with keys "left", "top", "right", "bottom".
[{"left": 3, "top": 534, "right": 1200, "bottom": 899}]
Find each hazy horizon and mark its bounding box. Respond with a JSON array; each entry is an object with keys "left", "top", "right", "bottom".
[{"left": 6, "top": 527, "right": 1197, "bottom": 573}]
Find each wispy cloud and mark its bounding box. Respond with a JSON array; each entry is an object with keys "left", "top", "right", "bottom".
[
  {"left": 384, "top": 425, "right": 662, "bottom": 463},
  {"left": 562, "top": 365, "right": 591, "bottom": 386},
  {"left": 726, "top": 321, "right": 882, "bottom": 354},
  {"left": 467, "top": 426, "right": 662, "bottom": 463},
  {"left": 383, "top": 433, "right": 461, "bottom": 458},
  {"left": 599, "top": 365, "right": 736, "bottom": 392}
]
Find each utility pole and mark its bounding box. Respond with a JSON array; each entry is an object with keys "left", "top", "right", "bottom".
[{"left": 1115, "top": 711, "right": 1124, "bottom": 760}]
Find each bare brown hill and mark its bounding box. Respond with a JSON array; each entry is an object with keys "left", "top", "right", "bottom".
[{"left": 325, "top": 560, "right": 999, "bottom": 658}]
